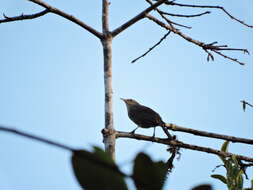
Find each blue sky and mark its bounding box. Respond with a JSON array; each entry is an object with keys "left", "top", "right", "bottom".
[{"left": 0, "top": 0, "right": 253, "bottom": 190}]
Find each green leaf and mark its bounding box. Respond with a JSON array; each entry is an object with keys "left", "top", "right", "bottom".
[
  {"left": 133, "top": 153, "right": 167, "bottom": 190},
  {"left": 236, "top": 174, "right": 243, "bottom": 190},
  {"left": 71, "top": 148, "right": 128, "bottom": 190},
  {"left": 192, "top": 184, "right": 212, "bottom": 190},
  {"left": 221, "top": 141, "right": 229, "bottom": 152},
  {"left": 211, "top": 174, "right": 227, "bottom": 184},
  {"left": 231, "top": 155, "right": 239, "bottom": 166},
  {"left": 219, "top": 141, "right": 229, "bottom": 163}
]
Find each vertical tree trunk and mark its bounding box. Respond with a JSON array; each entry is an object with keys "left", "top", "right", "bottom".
[{"left": 101, "top": 0, "right": 115, "bottom": 160}]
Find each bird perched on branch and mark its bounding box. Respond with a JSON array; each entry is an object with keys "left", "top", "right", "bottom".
[{"left": 121, "top": 98, "right": 172, "bottom": 139}]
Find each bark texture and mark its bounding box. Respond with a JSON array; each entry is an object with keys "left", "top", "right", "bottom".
[{"left": 102, "top": 0, "right": 115, "bottom": 160}]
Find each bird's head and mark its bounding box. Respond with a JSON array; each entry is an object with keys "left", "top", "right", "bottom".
[{"left": 120, "top": 98, "right": 140, "bottom": 106}]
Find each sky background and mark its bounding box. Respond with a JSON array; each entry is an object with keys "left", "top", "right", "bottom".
[{"left": 0, "top": 0, "right": 253, "bottom": 190}]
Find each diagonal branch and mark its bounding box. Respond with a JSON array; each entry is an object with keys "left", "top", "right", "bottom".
[
  {"left": 0, "top": 9, "right": 49, "bottom": 23},
  {"left": 145, "top": 0, "right": 191, "bottom": 29},
  {"left": 131, "top": 30, "right": 171, "bottom": 63},
  {"left": 28, "top": 0, "right": 103, "bottom": 39},
  {"left": 164, "top": 123, "right": 253, "bottom": 145},
  {"left": 0, "top": 125, "right": 127, "bottom": 177},
  {"left": 0, "top": 126, "right": 74, "bottom": 151},
  {"left": 111, "top": 0, "right": 168, "bottom": 37},
  {"left": 116, "top": 131, "right": 253, "bottom": 162},
  {"left": 146, "top": 14, "right": 249, "bottom": 65}
]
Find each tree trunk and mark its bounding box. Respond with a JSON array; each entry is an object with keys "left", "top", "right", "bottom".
[{"left": 101, "top": 0, "right": 115, "bottom": 160}]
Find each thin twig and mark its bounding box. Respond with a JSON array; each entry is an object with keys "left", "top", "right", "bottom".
[
  {"left": 111, "top": 0, "right": 168, "bottom": 37},
  {"left": 116, "top": 131, "right": 253, "bottom": 162},
  {"left": 0, "top": 126, "right": 74, "bottom": 151},
  {"left": 131, "top": 31, "right": 171, "bottom": 63},
  {"left": 240, "top": 100, "right": 253, "bottom": 112},
  {"left": 212, "top": 50, "right": 245, "bottom": 65},
  {"left": 146, "top": 14, "right": 249, "bottom": 65},
  {"left": 212, "top": 164, "right": 224, "bottom": 172},
  {"left": 159, "top": 11, "right": 211, "bottom": 18},
  {"left": 0, "top": 9, "right": 49, "bottom": 23},
  {"left": 238, "top": 160, "right": 253, "bottom": 179},
  {"left": 165, "top": 123, "right": 253, "bottom": 145},
  {"left": 0, "top": 126, "right": 129, "bottom": 178},
  {"left": 163, "top": 18, "right": 191, "bottom": 29},
  {"left": 146, "top": 0, "right": 191, "bottom": 29},
  {"left": 28, "top": 0, "right": 103, "bottom": 39},
  {"left": 153, "top": 0, "right": 253, "bottom": 28}
]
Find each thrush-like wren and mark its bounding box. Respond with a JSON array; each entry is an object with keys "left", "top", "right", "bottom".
[{"left": 121, "top": 98, "right": 172, "bottom": 138}]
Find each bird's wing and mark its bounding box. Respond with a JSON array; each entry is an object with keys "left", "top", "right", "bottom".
[{"left": 129, "top": 105, "right": 163, "bottom": 127}]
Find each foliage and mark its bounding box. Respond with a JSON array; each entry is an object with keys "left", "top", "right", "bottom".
[
  {"left": 71, "top": 146, "right": 211, "bottom": 190},
  {"left": 211, "top": 141, "right": 253, "bottom": 190}
]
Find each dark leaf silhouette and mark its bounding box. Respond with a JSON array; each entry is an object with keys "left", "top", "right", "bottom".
[
  {"left": 133, "top": 152, "right": 167, "bottom": 190},
  {"left": 71, "top": 147, "right": 128, "bottom": 190},
  {"left": 192, "top": 184, "right": 212, "bottom": 190}
]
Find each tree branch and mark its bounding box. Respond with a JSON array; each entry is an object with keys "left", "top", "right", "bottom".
[
  {"left": 159, "top": 11, "right": 211, "bottom": 18},
  {"left": 153, "top": 0, "right": 253, "bottom": 28},
  {"left": 145, "top": 0, "right": 192, "bottom": 29},
  {"left": 131, "top": 31, "right": 171, "bottom": 63},
  {"left": 241, "top": 100, "right": 253, "bottom": 112},
  {"left": 146, "top": 14, "right": 249, "bottom": 65},
  {"left": 111, "top": 0, "right": 168, "bottom": 37},
  {"left": 0, "top": 126, "right": 74, "bottom": 151},
  {"left": 116, "top": 131, "right": 253, "bottom": 162},
  {"left": 28, "top": 0, "right": 103, "bottom": 39},
  {"left": 0, "top": 9, "right": 49, "bottom": 23},
  {"left": 164, "top": 123, "right": 253, "bottom": 145},
  {"left": 0, "top": 125, "right": 127, "bottom": 177}
]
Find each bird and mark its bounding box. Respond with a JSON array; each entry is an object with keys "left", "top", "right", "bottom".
[{"left": 121, "top": 98, "right": 172, "bottom": 138}]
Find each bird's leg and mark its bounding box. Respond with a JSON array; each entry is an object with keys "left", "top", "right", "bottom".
[
  {"left": 152, "top": 127, "right": 156, "bottom": 138},
  {"left": 130, "top": 126, "right": 139, "bottom": 134},
  {"left": 161, "top": 126, "right": 172, "bottom": 140}
]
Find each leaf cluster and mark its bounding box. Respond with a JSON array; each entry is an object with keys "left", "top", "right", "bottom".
[
  {"left": 71, "top": 146, "right": 211, "bottom": 190},
  {"left": 211, "top": 141, "right": 253, "bottom": 190}
]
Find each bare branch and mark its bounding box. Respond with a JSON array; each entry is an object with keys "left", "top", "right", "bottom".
[
  {"left": 240, "top": 100, "right": 253, "bottom": 112},
  {"left": 111, "top": 0, "right": 168, "bottom": 37},
  {"left": 116, "top": 131, "right": 253, "bottom": 162},
  {"left": 212, "top": 50, "right": 245, "bottom": 65},
  {"left": 238, "top": 160, "right": 253, "bottom": 179},
  {"left": 0, "top": 126, "right": 74, "bottom": 151},
  {"left": 28, "top": 0, "right": 103, "bottom": 39},
  {"left": 0, "top": 9, "right": 49, "bottom": 24},
  {"left": 162, "top": 18, "right": 191, "bottom": 29},
  {"left": 0, "top": 126, "right": 127, "bottom": 178},
  {"left": 159, "top": 11, "right": 211, "bottom": 18},
  {"left": 145, "top": 0, "right": 191, "bottom": 30},
  {"left": 156, "top": 1, "right": 253, "bottom": 28},
  {"left": 146, "top": 14, "right": 249, "bottom": 65},
  {"left": 131, "top": 31, "right": 171, "bottom": 63},
  {"left": 165, "top": 123, "right": 253, "bottom": 145}
]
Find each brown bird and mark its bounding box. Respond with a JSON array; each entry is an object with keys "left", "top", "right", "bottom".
[{"left": 121, "top": 98, "right": 172, "bottom": 138}]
